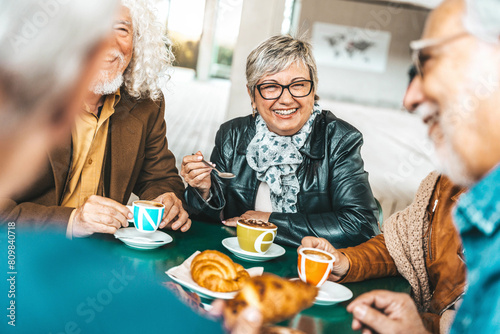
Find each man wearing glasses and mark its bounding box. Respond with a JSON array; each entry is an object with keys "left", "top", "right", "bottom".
[{"left": 347, "top": 0, "right": 500, "bottom": 333}]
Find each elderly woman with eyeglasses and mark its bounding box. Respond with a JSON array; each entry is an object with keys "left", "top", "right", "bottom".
[{"left": 180, "top": 35, "right": 379, "bottom": 247}]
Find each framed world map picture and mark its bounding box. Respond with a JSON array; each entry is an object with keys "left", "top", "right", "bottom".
[{"left": 312, "top": 22, "right": 392, "bottom": 73}]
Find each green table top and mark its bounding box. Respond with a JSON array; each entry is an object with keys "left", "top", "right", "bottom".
[{"left": 101, "top": 220, "right": 410, "bottom": 334}]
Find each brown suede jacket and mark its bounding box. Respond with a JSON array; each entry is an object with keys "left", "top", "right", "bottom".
[
  {"left": 0, "top": 88, "right": 184, "bottom": 229},
  {"left": 338, "top": 175, "right": 467, "bottom": 334}
]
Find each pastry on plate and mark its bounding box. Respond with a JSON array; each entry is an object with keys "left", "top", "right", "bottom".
[{"left": 191, "top": 250, "right": 250, "bottom": 292}]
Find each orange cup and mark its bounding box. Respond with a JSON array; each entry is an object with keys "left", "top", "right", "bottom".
[{"left": 297, "top": 248, "right": 335, "bottom": 287}]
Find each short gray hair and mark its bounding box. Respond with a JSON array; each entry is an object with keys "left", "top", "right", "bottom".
[
  {"left": 246, "top": 35, "right": 319, "bottom": 101},
  {"left": 0, "top": 0, "right": 118, "bottom": 128},
  {"left": 464, "top": 0, "right": 500, "bottom": 43}
]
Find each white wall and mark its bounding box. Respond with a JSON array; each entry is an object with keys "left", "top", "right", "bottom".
[
  {"left": 225, "top": 0, "right": 429, "bottom": 117},
  {"left": 371, "top": 0, "right": 441, "bottom": 8},
  {"left": 299, "top": 0, "right": 429, "bottom": 108},
  {"left": 225, "top": 0, "right": 286, "bottom": 120}
]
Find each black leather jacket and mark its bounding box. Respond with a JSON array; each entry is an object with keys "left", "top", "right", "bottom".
[{"left": 185, "top": 110, "right": 380, "bottom": 247}]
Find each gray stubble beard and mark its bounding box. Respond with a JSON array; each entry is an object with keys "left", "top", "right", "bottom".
[{"left": 90, "top": 73, "right": 124, "bottom": 95}]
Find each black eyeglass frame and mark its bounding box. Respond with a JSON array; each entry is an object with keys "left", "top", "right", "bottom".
[{"left": 255, "top": 80, "right": 314, "bottom": 100}]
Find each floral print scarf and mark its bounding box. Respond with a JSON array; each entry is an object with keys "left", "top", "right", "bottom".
[{"left": 246, "top": 105, "right": 321, "bottom": 213}]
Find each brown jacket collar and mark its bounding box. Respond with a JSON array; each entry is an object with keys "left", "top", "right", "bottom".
[{"left": 48, "top": 88, "right": 141, "bottom": 205}]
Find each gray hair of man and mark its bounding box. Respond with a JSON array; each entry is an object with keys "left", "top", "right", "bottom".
[
  {"left": 246, "top": 35, "right": 319, "bottom": 102},
  {"left": 0, "top": 0, "right": 118, "bottom": 134},
  {"left": 122, "top": 0, "right": 175, "bottom": 101},
  {"left": 464, "top": 0, "right": 500, "bottom": 44}
]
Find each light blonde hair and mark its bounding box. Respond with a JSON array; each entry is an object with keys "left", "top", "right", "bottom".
[{"left": 246, "top": 35, "right": 319, "bottom": 101}]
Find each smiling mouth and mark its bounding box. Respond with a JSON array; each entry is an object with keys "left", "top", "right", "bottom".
[
  {"left": 423, "top": 114, "right": 436, "bottom": 125},
  {"left": 423, "top": 109, "right": 441, "bottom": 130},
  {"left": 422, "top": 111, "right": 444, "bottom": 143},
  {"left": 273, "top": 108, "right": 298, "bottom": 116},
  {"left": 414, "top": 103, "right": 440, "bottom": 129}
]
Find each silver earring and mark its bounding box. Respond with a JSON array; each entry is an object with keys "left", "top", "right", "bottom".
[{"left": 252, "top": 108, "right": 258, "bottom": 117}]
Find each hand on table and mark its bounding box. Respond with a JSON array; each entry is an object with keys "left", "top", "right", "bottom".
[
  {"left": 152, "top": 192, "right": 191, "bottom": 232},
  {"left": 180, "top": 151, "right": 212, "bottom": 200},
  {"left": 163, "top": 281, "right": 202, "bottom": 312},
  {"left": 299, "top": 237, "right": 350, "bottom": 282},
  {"left": 210, "top": 299, "right": 263, "bottom": 334},
  {"left": 223, "top": 211, "right": 272, "bottom": 227},
  {"left": 346, "top": 290, "right": 429, "bottom": 334},
  {"left": 72, "top": 195, "right": 132, "bottom": 238}
]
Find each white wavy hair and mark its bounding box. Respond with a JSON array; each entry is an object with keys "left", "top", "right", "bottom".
[{"left": 122, "top": 0, "right": 174, "bottom": 101}]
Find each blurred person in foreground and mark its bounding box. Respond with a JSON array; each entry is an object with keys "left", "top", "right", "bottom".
[
  {"left": 298, "top": 69, "right": 467, "bottom": 334},
  {"left": 343, "top": 0, "right": 500, "bottom": 333},
  {"left": 0, "top": 0, "right": 114, "bottom": 197},
  {"left": 181, "top": 35, "right": 379, "bottom": 248},
  {"left": 0, "top": 1, "right": 251, "bottom": 333},
  {"left": 300, "top": 174, "right": 465, "bottom": 334},
  {"left": 0, "top": 0, "right": 191, "bottom": 238}
]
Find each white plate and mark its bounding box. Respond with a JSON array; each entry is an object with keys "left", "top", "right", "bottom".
[
  {"left": 119, "top": 241, "right": 162, "bottom": 250},
  {"left": 290, "top": 279, "right": 352, "bottom": 306},
  {"left": 166, "top": 266, "right": 237, "bottom": 300},
  {"left": 114, "top": 227, "right": 172, "bottom": 250},
  {"left": 315, "top": 281, "right": 353, "bottom": 305},
  {"left": 222, "top": 237, "right": 285, "bottom": 262},
  {"left": 201, "top": 303, "right": 213, "bottom": 311}
]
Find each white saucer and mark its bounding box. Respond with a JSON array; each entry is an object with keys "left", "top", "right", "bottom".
[
  {"left": 166, "top": 267, "right": 237, "bottom": 300},
  {"left": 222, "top": 237, "right": 285, "bottom": 262},
  {"left": 290, "top": 279, "right": 352, "bottom": 306},
  {"left": 114, "top": 227, "right": 172, "bottom": 250},
  {"left": 314, "top": 281, "right": 353, "bottom": 306}
]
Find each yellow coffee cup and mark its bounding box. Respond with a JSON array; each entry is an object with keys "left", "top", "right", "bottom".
[{"left": 236, "top": 219, "right": 277, "bottom": 254}]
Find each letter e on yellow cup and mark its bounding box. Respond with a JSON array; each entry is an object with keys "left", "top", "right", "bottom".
[{"left": 236, "top": 219, "right": 277, "bottom": 254}]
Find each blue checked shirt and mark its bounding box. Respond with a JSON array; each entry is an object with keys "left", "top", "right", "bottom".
[{"left": 451, "top": 165, "right": 500, "bottom": 333}]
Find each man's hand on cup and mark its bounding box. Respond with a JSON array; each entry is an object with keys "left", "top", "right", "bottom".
[
  {"left": 180, "top": 151, "right": 212, "bottom": 199},
  {"left": 299, "top": 237, "right": 350, "bottom": 281},
  {"left": 72, "top": 195, "right": 132, "bottom": 238},
  {"left": 222, "top": 211, "right": 272, "bottom": 227},
  {"left": 346, "top": 290, "right": 429, "bottom": 334},
  {"left": 152, "top": 192, "right": 191, "bottom": 232}
]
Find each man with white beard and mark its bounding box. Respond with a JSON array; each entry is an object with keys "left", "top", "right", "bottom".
[
  {"left": 345, "top": 0, "right": 500, "bottom": 333},
  {"left": 0, "top": 0, "right": 191, "bottom": 238}
]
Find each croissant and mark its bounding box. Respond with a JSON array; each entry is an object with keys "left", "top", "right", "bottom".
[
  {"left": 191, "top": 250, "right": 250, "bottom": 292},
  {"left": 224, "top": 274, "right": 318, "bottom": 327}
]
